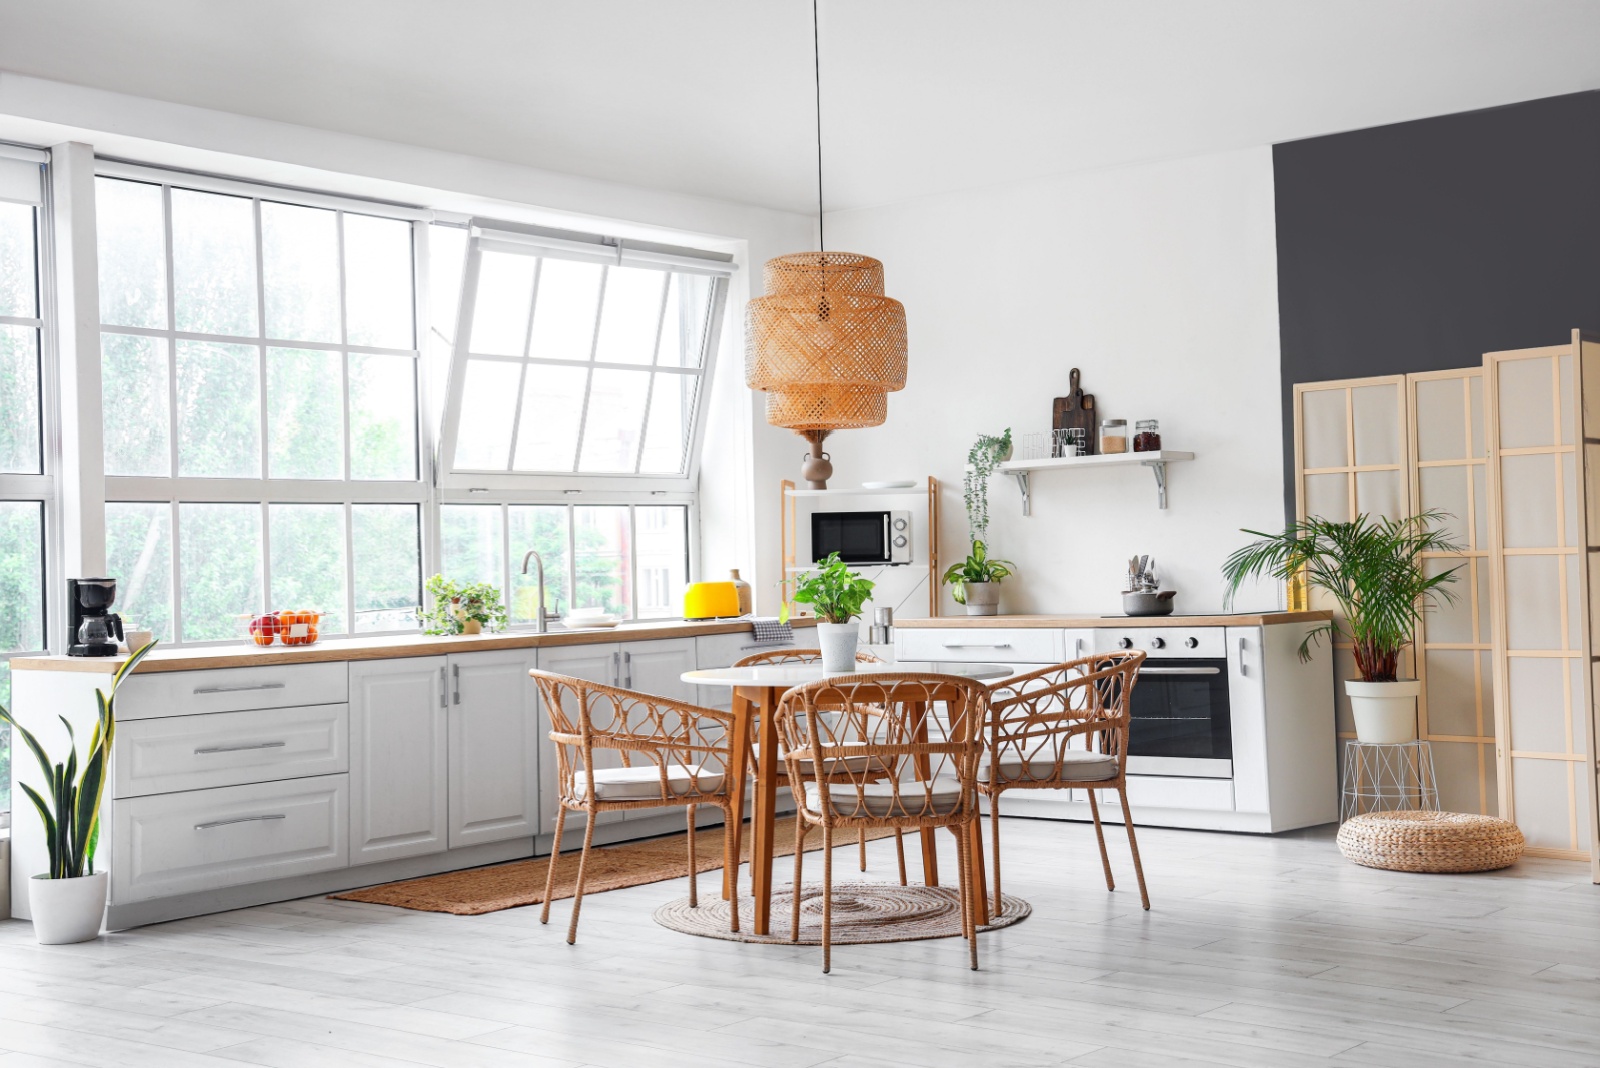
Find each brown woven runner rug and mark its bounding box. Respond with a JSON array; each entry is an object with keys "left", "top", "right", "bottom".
[{"left": 331, "top": 818, "right": 897, "bottom": 916}]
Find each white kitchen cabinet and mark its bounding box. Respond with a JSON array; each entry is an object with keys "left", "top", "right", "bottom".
[
  {"left": 448, "top": 648, "right": 540, "bottom": 849},
  {"left": 620, "top": 638, "right": 698, "bottom": 703},
  {"left": 349, "top": 656, "right": 449, "bottom": 865}
]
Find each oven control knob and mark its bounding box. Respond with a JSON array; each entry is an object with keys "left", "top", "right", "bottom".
[
  {"left": 1150, "top": 637, "right": 1166, "bottom": 649},
  {"left": 1184, "top": 636, "right": 1199, "bottom": 649},
  {"left": 893, "top": 535, "right": 908, "bottom": 548},
  {"left": 1117, "top": 637, "right": 1133, "bottom": 649},
  {"left": 893, "top": 517, "right": 908, "bottom": 531}
]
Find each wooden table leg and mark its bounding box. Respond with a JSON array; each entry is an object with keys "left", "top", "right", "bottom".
[
  {"left": 910, "top": 700, "right": 939, "bottom": 886},
  {"left": 749, "top": 686, "right": 782, "bottom": 936},
  {"left": 968, "top": 817, "right": 990, "bottom": 927},
  {"left": 723, "top": 691, "right": 752, "bottom": 901}
]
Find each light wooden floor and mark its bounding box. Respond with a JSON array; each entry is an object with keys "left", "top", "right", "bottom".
[{"left": 1, "top": 816, "right": 1598, "bottom": 1068}]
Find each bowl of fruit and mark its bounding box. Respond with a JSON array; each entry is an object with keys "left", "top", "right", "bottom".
[{"left": 244, "top": 610, "right": 322, "bottom": 647}]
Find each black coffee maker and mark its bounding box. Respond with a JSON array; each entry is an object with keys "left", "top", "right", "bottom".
[{"left": 68, "top": 578, "right": 123, "bottom": 657}]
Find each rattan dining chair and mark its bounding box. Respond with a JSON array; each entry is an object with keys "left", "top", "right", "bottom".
[
  {"left": 776, "top": 673, "right": 990, "bottom": 973},
  {"left": 732, "top": 647, "right": 907, "bottom": 882},
  {"left": 982, "top": 652, "right": 1150, "bottom": 911},
  {"left": 529, "top": 668, "right": 741, "bottom": 944}
]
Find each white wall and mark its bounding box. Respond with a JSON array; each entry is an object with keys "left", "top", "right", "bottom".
[{"left": 815, "top": 147, "right": 1286, "bottom": 616}]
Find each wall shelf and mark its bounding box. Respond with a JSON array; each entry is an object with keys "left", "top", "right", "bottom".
[
  {"left": 997, "top": 450, "right": 1195, "bottom": 514},
  {"left": 784, "top": 486, "right": 927, "bottom": 498}
]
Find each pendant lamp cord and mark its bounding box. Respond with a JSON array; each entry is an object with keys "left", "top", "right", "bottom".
[{"left": 813, "top": 0, "right": 825, "bottom": 255}]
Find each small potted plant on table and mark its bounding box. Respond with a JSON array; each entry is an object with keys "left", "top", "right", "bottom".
[
  {"left": 1221, "top": 512, "right": 1461, "bottom": 743},
  {"left": 786, "top": 552, "right": 876, "bottom": 672}
]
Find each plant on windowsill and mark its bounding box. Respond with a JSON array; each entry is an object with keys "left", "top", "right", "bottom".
[
  {"left": 942, "top": 539, "right": 1017, "bottom": 617},
  {"left": 1221, "top": 512, "right": 1462, "bottom": 744},
  {"left": 782, "top": 552, "right": 876, "bottom": 672},
  {"left": 421, "top": 575, "right": 510, "bottom": 636},
  {"left": 0, "top": 640, "right": 157, "bottom": 944}
]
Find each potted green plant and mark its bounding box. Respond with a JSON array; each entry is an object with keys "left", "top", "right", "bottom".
[
  {"left": 942, "top": 539, "right": 1016, "bottom": 616},
  {"left": 786, "top": 552, "right": 876, "bottom": 672},
  {"left": 1221, "top": 512, "right": 1462, "bottom": 743},
  {"left": 421, "top": 576, "right": 509, "bottom": 635},
  {"left": 0, "top": 640, "right": 157, "bottom": 943}
]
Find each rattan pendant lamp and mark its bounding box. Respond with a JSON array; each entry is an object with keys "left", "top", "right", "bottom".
[{"left": 745, "top": 0, "right": 908, "bottom": 490}]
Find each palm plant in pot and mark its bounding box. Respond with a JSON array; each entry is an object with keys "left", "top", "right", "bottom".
[
  {"left": 1221, "top": 512, "right": 1461, "bottom": 743},
  {"left": 0, "top": 639, "right": 157, "bottom": 943},
  {"left": 785, "top": 552, "right": 875, "bottom": 672}
]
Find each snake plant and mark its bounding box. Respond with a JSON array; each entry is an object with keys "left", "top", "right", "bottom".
[{"left": 0, "top": 640, "right": 157, "bottom": 879}]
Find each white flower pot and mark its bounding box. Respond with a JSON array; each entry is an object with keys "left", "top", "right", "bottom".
[
  {"left": 962, "top": 581, "right": 1001, "bottom": 616},
  {"left": 29, "top": 871, "right": 108, "bottom": 945},
  {"left": 1345, "top": 680, "right": 1421, "bottom": 744},
  {"left": 816, "top": 621, "right": 860, "bottom": 674}
]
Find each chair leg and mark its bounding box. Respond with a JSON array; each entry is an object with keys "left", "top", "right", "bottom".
[
  {"left": 821, "top": 824, "right": 834, "bottom": 974},
  {"left": 686, "top": 804, "right": 699, "bottom": 909},
  {"left": 791, "top": 814, "right": 806, "bottom": 943},
  {"left": 894, "top": 829, "right": 908, "bottom": 886},
  {"left": 541, "top": 806, "right": 567, "bottom": 926},
  {"left": 1086, "top": 787, "right": 1116, "bottom": 892},
  {"left": 1117, "top": 786, "right": 1151, "bottom": 911},
  {"left": 955, "top": 824, "right": 978, "bottom": 970},
  {"left": 725, "top": 804, "right": 741, "bottom": 933},
  {"left": 566, "top": 811, "right": 597, "bottom": 945},
  {"left": 859, "top": 828, "right": 868, "bottom": 872},
  {"left": 989, "top": 795, "right": 1003, "bottom": 915}
]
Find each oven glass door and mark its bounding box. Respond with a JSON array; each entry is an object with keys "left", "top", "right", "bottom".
[{"left": 1127, "top": 658, "right": 1232, "bottom": 765}]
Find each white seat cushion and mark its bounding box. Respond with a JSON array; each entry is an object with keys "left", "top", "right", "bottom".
[
  {"left": 979, "top": 750, "right": 1118, "bottom": 784},
  {"left": 804, "top": 779, "right": 965, "bottom": 818},
  {"left": 753, "top": 745, "right": 890, "bottom": 776},
  {"left": 575, "top": 764, "right": 724, "bottom": 801}
]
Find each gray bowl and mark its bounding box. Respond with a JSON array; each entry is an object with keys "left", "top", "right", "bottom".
[{"left": 1122, "top": 591, "right": 1175, "bottom": 616}]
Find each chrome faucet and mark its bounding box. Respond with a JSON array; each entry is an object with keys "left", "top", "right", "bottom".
[{"left": 520, "top": 549, "right": 551, "bottom": 634}]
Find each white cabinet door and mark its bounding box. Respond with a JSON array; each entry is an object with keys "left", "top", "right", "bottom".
[
  {"left": 621, "top": 637, "right": 698, "bottom": 703},
  {"left": 349, "top": 657, "right": 449, "bottom": 865},
  {"left": 535, "top": 643, "right": 622, "bottom": 834},
  {"left": 448, "top": 648, "right": 540, "bottom": 849}
]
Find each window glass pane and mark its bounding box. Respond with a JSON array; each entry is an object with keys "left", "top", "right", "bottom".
[
  {"left": 95, "top": 178, "right": 166, "bottom": 329},
  {"left": 261, "top": 201, "right": 339, "bottom": 343},
  {"left": 267, "top": 347, "right": 343, "bottom": 479},
  {"left": 0, "top": 201, "right": 37, "bottom": 319},
  {"left": 440, "top": 504, "right": 503, "bottom": 589},
  {"left": 635, "top": 505, "right": 687, "bottom": 619},
  {"left": 0, "top": 324, "right": 41, "bottom": 474},
  {"left": 508, "top": 505, "right": 569, "bottom": 623},
  {"left": 657, "top": 273, "right": 713, "bottom": 368},
  {"left": 106, "top": 502, "right": 174, "bottom": 642},
  {"left": 468, "top": 251, "right": 534, "bottom": 356},
  {"left": 528, "top": 259, "right": 602, "bottom": 362},
  {"left": 573, "top": 505, "right": 631, "bottom": 617},
  {"left": 352, "top": 504, "right": 421, "bottom": 632},
  {"left": 593, "top": 266, "right": 665, "bottom": 366},
  {"left": 176, "top": 340, "right": 260, "bottom": 478},
  {"left": 0, "top": 501, "right": 45, "bottom": 654},
  {"left": 344, "top": 214, "right": 413, "bottom": 350},
  {"left": 512, "top": 363, "right": 587, "bottom": 472},
  {"left": 101, "top": 332, "right": 171, "bottom": 477},
  {"left": 639, "top": 373, "right": 697, "bottom": 475},
  {"left": 178, "top": 502, "right": 262, "bottom": 642},
  {"left": 270, "top": 504, "right": 346, "bottom": 634},
  {"left": 453, "top": 359, "right": 521, "bottom": 470},
  {"left": 578, "top": 369, "right": 650, "bottom": 472},
  {"left": 426, "top": 224, "right": 468, "bottom": 403},
  {"left": 349, "top": 353, "right": 417, "bottom": 481},
  {"left": 171, "top": 188, "right": 258, "bottom": 337}
]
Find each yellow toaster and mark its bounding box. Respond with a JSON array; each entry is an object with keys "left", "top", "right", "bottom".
[{"left": 683, "top": 581, "right": 741, "bottom": 620}]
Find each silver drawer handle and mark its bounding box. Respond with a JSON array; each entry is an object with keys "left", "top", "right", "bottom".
[
  {"left": 193, "top": 682, "right": 287, "bottom": 695},
  {"left": 194, "top": 814, "right": 287, "bottom": 831},
  {"left": 1140, "top": 667, "right": 1222, "bottom": 676},
  {"left": 942, "top": 642, "right": 1013, "bottom": 649},
  {"left": 194, "top": 741, "right": 287, "bottom": 755}
]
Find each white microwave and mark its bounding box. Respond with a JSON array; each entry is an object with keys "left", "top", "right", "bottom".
[{"left": 811, "top": 510, "right": 913, "bottom": 566}]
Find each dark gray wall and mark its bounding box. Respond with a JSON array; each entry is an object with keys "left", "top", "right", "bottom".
[{"left": 1274, "top": 90, "right": 1600, "bottom": 519}]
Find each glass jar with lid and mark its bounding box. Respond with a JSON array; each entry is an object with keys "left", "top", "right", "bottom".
[
  {"left": 1100, "top": 419, "right": 1128, "bottom": 454},
  {"left": 1134, "top": 419, "right": 1161, "bottom": 452}
]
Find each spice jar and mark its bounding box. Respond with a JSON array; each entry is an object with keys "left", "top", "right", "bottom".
[
  {"left": 1134, "top": 419, "right": 1161, "bottom": 452},
  {"left": 1100, "top": 419, "right": 1128, "bottom": 454}
]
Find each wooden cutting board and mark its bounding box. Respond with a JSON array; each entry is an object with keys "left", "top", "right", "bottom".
[{"left": 1052, "top": 367, "right": 1097, "bottom": 456}]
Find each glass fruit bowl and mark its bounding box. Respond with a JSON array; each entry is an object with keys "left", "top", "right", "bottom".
[{"left": 242, "top": 610, "right": 322, "bottom": 647}]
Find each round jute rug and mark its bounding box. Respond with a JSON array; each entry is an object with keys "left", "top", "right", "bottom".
[{"left": 653, "top": 882, "right": 1030, "bottom": 945}]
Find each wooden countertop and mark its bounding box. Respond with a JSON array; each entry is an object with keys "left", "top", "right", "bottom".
[
  {"left": 898, "top": 611, "right": 1332, "bottom": 629},
  {"left": 11, "top": 617, "right": 816, "bottom": 675}
]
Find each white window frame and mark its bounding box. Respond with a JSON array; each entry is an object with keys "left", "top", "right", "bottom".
[{"left": 95, "top": 161, "right": 435, "bottom": 645}]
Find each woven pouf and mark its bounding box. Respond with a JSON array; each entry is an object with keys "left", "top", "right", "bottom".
[{"left": 1337, "top": 810, "right": 1524, "bottom": 873}]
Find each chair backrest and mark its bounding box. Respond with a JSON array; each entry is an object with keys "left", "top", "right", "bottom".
[
  {"left": 985, "top": 652, "right": 1145, "bottom": 784},
  {"left": 733, "top": 647, "right": 883, "bottom": 668},
  {"left": 775, "top": 673, "right": 989, "bottom": 822}
]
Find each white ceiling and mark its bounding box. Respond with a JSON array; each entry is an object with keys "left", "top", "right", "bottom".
[{"left": 2, "top": 1, "right": 1598, "bottom": 215}]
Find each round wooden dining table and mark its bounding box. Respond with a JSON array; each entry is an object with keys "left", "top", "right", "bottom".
[{"left": 682, "top": 660, "right": 1012, "bottom": 935}]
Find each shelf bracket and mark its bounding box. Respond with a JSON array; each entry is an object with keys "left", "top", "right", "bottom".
[
  {"left": 1007, "top": 469, "right": 1032, "bottom": 517},
  {"left": 1144, "top": 459, "right": 1170, "bottom": 509}
]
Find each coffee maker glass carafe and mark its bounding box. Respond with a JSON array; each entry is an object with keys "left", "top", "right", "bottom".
[{"left": 68, "top": 577, "right": 123, "bottom": 657}]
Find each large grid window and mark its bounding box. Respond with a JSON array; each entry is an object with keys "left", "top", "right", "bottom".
[
  {"left": 0, "top": 151, "right": 49, "bottom": 820},
  {"left": 96, "top": 172, "right": 426, "bottom": 643}
]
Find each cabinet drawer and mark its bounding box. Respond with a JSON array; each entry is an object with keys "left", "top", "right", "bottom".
[
  {"left": 114, "top": 704, "right": 349, "bottom": 799},
  {"left": 896, "top": 628, "right": 1064, "bottom": 664},
  {"left": 112, "top": 775, "right": 349, "bottom": 904},
  {"left": 1100, "top": 775, "right": 1234, "bottom": 811},
  {"left": 116, "top": 663, "right": 348, "bottom": 721}
]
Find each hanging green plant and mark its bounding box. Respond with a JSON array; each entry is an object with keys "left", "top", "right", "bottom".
[{"left": 963, "top": 428, "right": 1011, "bottom": 544}]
